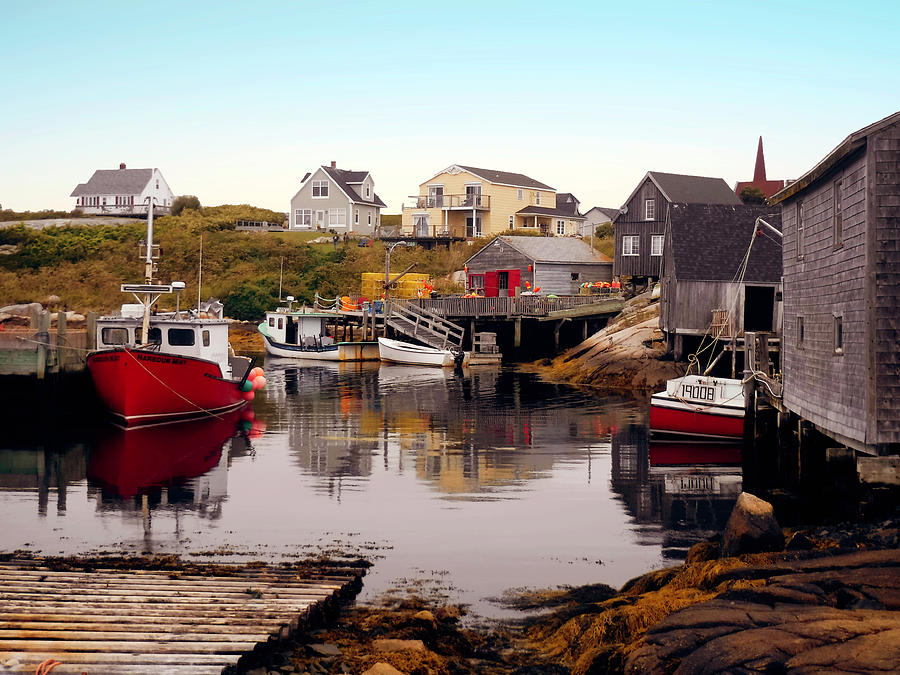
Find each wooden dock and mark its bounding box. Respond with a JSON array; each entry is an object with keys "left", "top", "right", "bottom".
[{"left": 0, "top": 558, "right": 366, "bottom": 674}]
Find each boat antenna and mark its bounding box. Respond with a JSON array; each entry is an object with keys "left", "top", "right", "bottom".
[
  {"left": 140, "top": 197, "right": 156, "bottom": 343},
  {"left": 197, "top": 234, "right": 203, "bottom": 312},
  {"left": 279, "top": 256, "right": 284, "bottom": 300}
]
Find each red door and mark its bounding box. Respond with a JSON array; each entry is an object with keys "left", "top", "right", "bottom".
[
  {"left": 507, "top": 269, "right": 521, "bottom": 297},
  {"left": 484, "top": 271, "right": 499, "bottom": 297}
]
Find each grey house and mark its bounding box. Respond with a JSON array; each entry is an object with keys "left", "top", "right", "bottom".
[
  {"left": 289, "top": 162, "right": 386, "bottom": 235},
  {"left": 658, "top": 203, "right": 782, "bottom": 360},
  {"left": 71, "top": 163, "right": 174, "bottom": 215},
  {"left": 464, "top": 236, "right": 612, "bottom": 297},
  {"left": 581, "top": 206, "right": 619, "bottom": 237},
  {"left": 614, "top": 172, "right": 741, "bottom": 285},
  {"left": 769, "top": 110, "right": 900, "bottom": 456}
]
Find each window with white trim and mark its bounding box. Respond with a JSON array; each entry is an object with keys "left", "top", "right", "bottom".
[
  {"left": 354, "top": 210, "right": 359, "bottom": 224},
  {"left": 509, "top": 215, "right": 514, "bottom": 228},
  {"left": 622, "top": 235, "right": 639, "bottom": 256},
  {"left": 366, "top": 184, "right": 371, "bottom": 199},
  {"left": 413, "top": 214, "right": 429, "bottom": 236},
  {"left": 797, "top": 201, "right": 805, "bottom": 258},
  {"left": 367, "top": 212, "right": 372, "bottom": 225},
  {"left": 327, "top": 208, "right": 346, "bottom": 226},
  {"left": 650, "top": 234, "right": 664, "bottom": 256},
  {"left": 517, "top": 188, "right": 523, "bottom": 200},
  {"left": 312, "top": 180, "right": 329, "bottom": 198},
  {"left": 294, "top": 209, "right": 311, "bottom": 227},
  {"left": 644, "top": 198, "right": 655, "bottom": 220},
  {"left": 557, "top": 220, "right": 566, "bottom": 235},
  {"left": 535, "top": 191, "right": 541, "bottom": 205}
]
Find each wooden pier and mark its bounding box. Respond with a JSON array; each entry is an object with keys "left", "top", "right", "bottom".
[{"left": 0, "top": 558, "right": 365, "bottom": 674}]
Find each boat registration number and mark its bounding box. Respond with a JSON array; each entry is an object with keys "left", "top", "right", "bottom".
[{"left": 681, "top": 384, "right": 715, "bottom": 401}]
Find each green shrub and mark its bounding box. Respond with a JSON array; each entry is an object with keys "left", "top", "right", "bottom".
[
  {"left": 170, "top": 195, "right": 202, "bottom": 216},
  {"left": 222, "top": 279, "right": 280, "bottom": 321}
]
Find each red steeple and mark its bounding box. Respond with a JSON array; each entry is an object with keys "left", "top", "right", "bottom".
[{"left": 753, "top": 136, "right": 767, "bottom": 182}]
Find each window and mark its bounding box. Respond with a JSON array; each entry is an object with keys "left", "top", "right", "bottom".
[
  {"left": 294, "top": 209, "right": 311, "bottom": 227},
  {"left": 468, "top": 274, "right": 485, "bottom": 290},
  {"left": 135, "top": 326, "right": 162, "bottom": 345},
  {"left": 278, "top": 317, "right": 284, "bottom": 330},
  {"left": 428, "top": 185, "right": 444, "bottom": 207},
  {"left": 517, "top": 188, "right": 524, "bottom": 200},
  {"left": 167, "top": 328, "right": 195, "bottom": 346},
  {"left": 354, "top": 210, "right": 359, "bottom": 224},
  {"left": 557, "top": 220, "right": 566, "bottom": 235},
  {"left": 465, "top": 184, "right": 482, "bottom": 207},
  {"left": 834, "top": 315, "right": 843, "bottom": 354},
  {"left": 312, "top": 180, "right": 329, "bottom": 198},
  {"left": 833, "top": 179, "right": 843, "bottom": 248},
  {"left": 509, "top": 215, "right": 514, "bottom": 228},
  {"left": 623, "top": 235, "right": 639, "bottom": 256},
  {"left": 268, "top": 317, "right": 275, "bottom": 327},
  {"left": 644, "top": 198, "right": 655, "bottom": 220},
  {"left": 101, "top": 327, "right": 129, "bottom": 345},
  {"left": 367, "top": 212, "right": 372, "bottom": 225},
  {"left": 797, "top": 316, "right": 805, "bottom": 347},
  {"left": 366, "top": 184, "right": 371, "bottom": 198},
  {"left": 102, "top": 197, "right": 107, "bottom": 205},
  {"left": 328, "top": 208, "right": 346, "bottom": 226},
  {"left": 651, "top": 234, "right": 664, "bottom": 256},
  {"left": 535, "top": 191, "right": 541, "bottom": 205},
  {"left": 797, "top": 201, "right": 805, "bottom": 258},
  {"left": 571, "top": 272, "right": 580, "bottom": 282},
  {"left": 202, "top": 330, "right": 210, "bottom": 347}
]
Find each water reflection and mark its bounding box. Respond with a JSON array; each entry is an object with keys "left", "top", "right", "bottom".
[{"left": 611, "top": 423, "right": 742, "bottom": 558}]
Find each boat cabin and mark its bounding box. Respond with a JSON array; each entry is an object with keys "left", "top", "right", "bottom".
[
  {"left": 95, "top": 313, "right": 233, "bottom": 376},
  {"left": 263, "top": 309, "right": 335, "bottom": 349}
]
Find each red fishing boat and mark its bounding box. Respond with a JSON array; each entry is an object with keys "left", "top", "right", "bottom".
[
  {"left": 86, "top": 201, "right": 257, "bottom": 426},
  {"left": 649, "top": 375, "right": 745, "bottom": 441}
]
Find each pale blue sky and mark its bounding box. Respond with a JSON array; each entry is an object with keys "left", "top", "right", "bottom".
[{"left": 1, "top": 0, "right": 897, "bottom": 213}]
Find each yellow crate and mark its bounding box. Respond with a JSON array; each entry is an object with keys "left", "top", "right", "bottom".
[{"left": 360, "top": 272, "right": 430, "bottom": 299}]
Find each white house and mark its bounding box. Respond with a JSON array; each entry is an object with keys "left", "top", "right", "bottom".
[
  {"left": 580, "top": 206, "right": 619, "bottom": 237},
  {"left": 71, "top": 164, "right": 175, "bottom": 215},
  {"left": 289, "top": 161, "right": 386, "bottom": 235}
]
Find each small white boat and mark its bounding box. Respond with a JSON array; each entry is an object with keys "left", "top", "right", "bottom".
[
  {"left": 649, "top": 375, "right": 745, "bottom": 441},
  {"left": 259, "top": 299, "right": 378, "bottom": 362},
  {"left": 377, "top": 337, "right": 466, "bottom": 367}
]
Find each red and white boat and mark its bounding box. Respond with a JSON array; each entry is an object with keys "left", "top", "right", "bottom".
[
  {"left": 649, "top": 375, "right": 745, "bottom": 441},
  {"left": 87, "top": 202, "right": 253, "bottom": 426}
]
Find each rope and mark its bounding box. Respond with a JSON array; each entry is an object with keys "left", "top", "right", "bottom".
[{"left": 34, "top": 660, "right": 62, "bottom": 675}]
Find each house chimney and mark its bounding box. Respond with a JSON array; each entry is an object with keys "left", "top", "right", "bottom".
[
  {"left": 330, "top": 161, "right": 336, "bottom": 168},
  {"left": 119, "top": 163, "right": 126, "bottom": 170}
]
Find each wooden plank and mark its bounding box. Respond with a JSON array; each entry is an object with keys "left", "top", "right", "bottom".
[
  {"left": 0, "top": 621, "right": 292, "bottom": 634},
  {"left": 0, "top": 603, "right": 315, "bottom": 617},
  {"left": 0, "top": 638, "right": 259, "bottom": 654},
  {"left": 0, "top": 582, "right": 339, "bottom": 597},
  {"left": 4, "top": 664, "right": 225, "bottom": 675},
  {"left": 0, "top": 650, "right": 235, "bottom": 665}
]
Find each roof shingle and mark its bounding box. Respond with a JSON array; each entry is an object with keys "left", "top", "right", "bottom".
[{"left": 70, "top": 169, "right": 153, "bottom": 197}]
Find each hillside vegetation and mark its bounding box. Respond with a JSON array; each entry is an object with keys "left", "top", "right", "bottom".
[{"left": 0, "top": 205, "right": 488, "bottom": 320}]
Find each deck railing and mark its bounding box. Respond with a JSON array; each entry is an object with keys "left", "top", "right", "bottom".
[
  {"left": 386, "top": 301, "right": 465, "bottom": 349},
  {"left": 413, "top": 294, "right": 621, "bottom": 318},
  {"left": 409, "top": 194, "right": 491, "bottom": 209}
]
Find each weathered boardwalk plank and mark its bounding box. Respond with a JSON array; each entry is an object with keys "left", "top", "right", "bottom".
[{"left": 0, "top": 558, "right": 365, "bottom": 674}]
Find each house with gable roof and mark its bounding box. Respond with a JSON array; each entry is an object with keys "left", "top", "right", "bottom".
[
  {"left": 70, "top": 163, "right": 174, "bottom": 215},
  {"left": 613, "top": 171, "right": 741, "bottom": 286},
  {"left": 289, "top": 161, "right": 386, "bottom": 234},
  {"left": 399, "top": 164, "right": 584, "bottom": 240},
  {"left": 581, "top": 206, "right": 619, "bottom": 237}
]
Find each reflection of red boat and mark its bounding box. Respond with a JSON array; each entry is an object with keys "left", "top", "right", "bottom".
[
  {"left": 88, "top": 412, "right": 242, "bottom": 498},
  {"left": 649, "top": 442, "right": 742, "bottom": 467}
]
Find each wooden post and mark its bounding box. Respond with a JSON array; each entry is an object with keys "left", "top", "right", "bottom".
[
  {"left": 514, "top": 318, "right": 521, "bottom": 348},
  {"left": 57, "top": 311, "right": 67, "bottom": 372},
  {"left": 582, "top": 320, "right": 588, "bottom": 341},
  {"left": 554, "top": 320, "right": 562, "bottom": 350},
  {"left": 470, "top": 319, "right": 476, "bottom": 350},
  {"left": 35, "top": 310, "right": 50, "bottom": 379},
  {"left": 86, "top": 312, "right": 97, "bottom": 350}
]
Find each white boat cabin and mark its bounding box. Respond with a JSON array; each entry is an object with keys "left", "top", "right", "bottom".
[
  {"left": 95, "top": 310, "right": 233, "bottom": 377},
  {"left": 263, "top": 309, "right": 335, "bottom": 349}
]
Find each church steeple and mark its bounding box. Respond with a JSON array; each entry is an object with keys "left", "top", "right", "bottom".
[{"left": 754, "top": 136, "right": 767, "bottom": 182}]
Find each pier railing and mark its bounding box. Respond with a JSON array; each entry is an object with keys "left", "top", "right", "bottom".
[{"left": 413, "top": 294, "right": 622, "bottom": 318}]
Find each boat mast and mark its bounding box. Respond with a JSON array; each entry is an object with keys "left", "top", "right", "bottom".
[{"left": 141, "top": 199, "right": 155, "bottom": 343}]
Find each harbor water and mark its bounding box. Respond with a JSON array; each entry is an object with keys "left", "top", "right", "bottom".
[{"left": 1, "top": 363, "right": 746, "bottom": 618}]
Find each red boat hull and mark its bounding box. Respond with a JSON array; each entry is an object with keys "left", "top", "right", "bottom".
[
  {"left": 87, "top": 348, "right": 245, "bottom": 426},
  {"left": 649, "top": 442, "right": 743, "bottom": 466},
  {"left": 649, "top": 403, "right": 744, "bottom": 441}
]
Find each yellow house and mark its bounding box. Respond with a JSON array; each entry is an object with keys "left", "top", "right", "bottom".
[{"left": 400, "top": 164, "right": 586, "bottom": 239}]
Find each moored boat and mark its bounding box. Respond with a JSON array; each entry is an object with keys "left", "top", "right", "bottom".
[
  {"left": 649, "top": 374, "right": 745, "bottom": 441},
  {"left": 377, "top": 337, "right": 466, "bottom": 367},
  {"left": 86, "top": 202, "right": 258, "bottom": 426},
  {"left": 258, "top": 297, "right": 378, "bottom": 361}
]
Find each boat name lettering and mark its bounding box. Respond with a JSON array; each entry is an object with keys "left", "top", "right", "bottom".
[
  {"left": 91, "top": 354, "right": 119, "bottom": 362},
  {"left": 135, "top": 353, "right": 187, "bottom": 365},
  {"left": 681, "top": 384, "right": 715, "bottom": 401}
]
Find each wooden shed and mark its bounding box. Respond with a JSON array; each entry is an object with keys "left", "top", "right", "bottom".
[
  {"left": 659, "top": 203, "right": 782, "bottom": 360},
  {"left": 769, "top": 110, "right": 900, "bottom": 456},
  {"left": 464, "top": 236, "right": 612, "bottom": 297}
]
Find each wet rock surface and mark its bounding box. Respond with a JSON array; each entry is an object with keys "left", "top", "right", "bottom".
[
  {"left": 626, "top": 549, "right": 900, "bottom": 674},
  {"left": 722, "top": 491, "right": 786, "bottom": 556}
]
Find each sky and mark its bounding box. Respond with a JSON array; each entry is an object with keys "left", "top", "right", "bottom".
[{"left": 1, "top": 0, "right": 898, "bottom": 214}]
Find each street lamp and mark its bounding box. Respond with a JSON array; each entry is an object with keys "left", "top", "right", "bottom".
[{"left": 383, "top": 241, "right": 406, "bottom": 336}]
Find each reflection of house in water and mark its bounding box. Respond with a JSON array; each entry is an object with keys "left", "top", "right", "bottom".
[
  {"left": 0, "top": 445, "right": 87, "bottom": 515},
  {"left": 611, "top": 424, "right": 742, "bottom": 558}
]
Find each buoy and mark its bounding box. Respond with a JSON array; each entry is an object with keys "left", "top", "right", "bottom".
[
  {"left": 240, "top": 379, "right": 254, "bottom": 393},
  {"left": 249, "top": 366, "right": 264, "bottom": 379},
  {"left": 252, "top": 375, "right": 267, "bottom": 390},
  {"left": 242, "top": 390, "right": 255, "bottom": 401}
]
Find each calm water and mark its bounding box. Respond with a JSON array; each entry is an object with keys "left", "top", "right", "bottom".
[{"left": 0, "top": 363, "right": 743, "bottom": 618}]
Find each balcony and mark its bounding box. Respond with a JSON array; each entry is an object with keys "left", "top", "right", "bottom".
[{"left": 408, "top": 194, "right": 490, "bottom": 210}]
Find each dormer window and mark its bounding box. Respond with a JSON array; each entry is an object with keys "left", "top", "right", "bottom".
[
  {"left": 312, "top": 180, "right": 329, "bottom": 198},
  {"left": 366, "top": 184, "right": 371, "bottom": 199},
  {"left": 644, "top": 198, "right": 655, "bottom": 220}
]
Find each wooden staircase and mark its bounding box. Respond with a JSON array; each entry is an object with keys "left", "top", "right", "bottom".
[{"left": 385, "top": 301, "right": 465, "bottom": 351}]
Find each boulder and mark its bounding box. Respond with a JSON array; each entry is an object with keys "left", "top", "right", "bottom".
[
  {"left": 723, "top": 492, "right": 784, "bottom": 556},
  {"left": 412, "top": 609, "right": 437, "bottom": 629},
  {"left": 372, "top": 638, "right": 426, "bottom": 653},
  {"left": 362, "top": 664, "right": 405, "bottom": 675},
  {"left": 0, "top": 302, "right": 42, "bottom": 318}
]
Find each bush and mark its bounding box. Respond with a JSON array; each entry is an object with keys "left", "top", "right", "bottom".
[
  {"left": 594, "top": 222, "right": 614, "bottom": 239},
  {"left": 170, "top": 195, "right": 202, "bottom": 216},
  {"left": 222, "top": 279, "right": 280, "bottom": 321}
]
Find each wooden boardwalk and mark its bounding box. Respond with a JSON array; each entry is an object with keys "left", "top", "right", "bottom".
[{"left": 0, "top": 558, "right": 365, "bottom": 674}]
